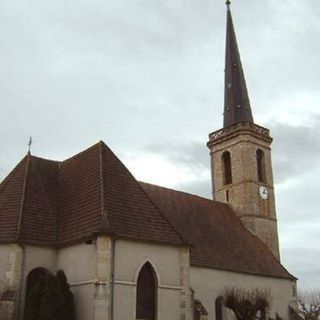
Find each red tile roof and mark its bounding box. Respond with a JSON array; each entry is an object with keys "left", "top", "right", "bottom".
[
  {"left": 0, "top": 142, "right": 294, "bottom": 279},
  {"left": 0, "top": 156, "right": 28, "bottom": 243},
  {"left": 0, "top": 155, "right": 60, "bottom": 245},
  {"left": 140, "top": 182, "right": 295, "bottom": 280},
  {"left": 0, "top": 142, "right": 183, "bottom": 246}
]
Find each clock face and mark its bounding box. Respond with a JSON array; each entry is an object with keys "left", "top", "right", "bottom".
[{"left": 259, "top": 186, "right": 269, "bottom": 200}]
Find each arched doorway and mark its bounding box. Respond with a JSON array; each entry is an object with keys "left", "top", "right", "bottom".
[
  {"left": 24, "top": 267, "right": 49, "bottom": 317},
  {"left": 25, "top": 268, "right": 49, "bottom": 302},
  {"left": 136, "top": 262, "right": 157, "bottom": 320}
]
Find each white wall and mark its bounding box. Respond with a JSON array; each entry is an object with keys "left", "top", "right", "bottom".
[
  {"left": 70, "top": 283, "right": 95, "bottom": 320},
  {"left": 57, "top": 243, "right": 96, "bottom": 320},
  {"left": 24, "top": 245, "right": 57, "bottom": 275},
  {"left": 57, "top": 243, "right": 96, "bottom": 283},
  {"left": 113, "top": 239, "right": 182, "bottom": 320},
  {"left": 191, "top": 266, "right": 296, "bottom": 320}
]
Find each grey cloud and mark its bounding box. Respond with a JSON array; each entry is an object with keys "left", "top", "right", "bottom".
[
  {"left": 269, "top": 118, "right": 320, "bottom": 183},
  {"left": 145, "top": 141, "right": 210, "bottom": 171},
  {"left": 144, "top": 116, "right": 320, "bottom": 191},
  {"left": 141, "top": 142, "right": 212, "bottom": 199},
  {"left": 175, "top": 179, "right": 212, "bottom": 200},
  {"left": 281, "top": 246, "right": 320, "bottom": 290}
]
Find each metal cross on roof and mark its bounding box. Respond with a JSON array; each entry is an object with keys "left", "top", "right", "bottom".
[{"left": 28, "top": 136, "right": 33, "bottom": 154}]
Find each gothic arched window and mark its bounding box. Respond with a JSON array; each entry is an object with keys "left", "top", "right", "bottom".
[
  {"left": 215, "top": 296, "right": 224, "bottom": 320},
  {"left": 256, "top": 149, "right": 266, "bottom": 183},
  {"left": 136, "top": 262, "right": 157, "bottom": 320},
  {"left": 222, "top": 151, "right": 232, "bottom": 185}
]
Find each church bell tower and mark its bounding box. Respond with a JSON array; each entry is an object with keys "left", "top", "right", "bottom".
[{"left": 207, "top": 2, "right": 280, "bottom": 259}]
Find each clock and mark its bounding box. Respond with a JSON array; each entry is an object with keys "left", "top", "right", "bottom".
[{"left": 259, "top": 186, "right": 269, "bottom": 200}]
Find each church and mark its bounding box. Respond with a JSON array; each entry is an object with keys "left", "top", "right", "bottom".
[{"left": 0, "top": 3, "right": 297, "bottom": 320}]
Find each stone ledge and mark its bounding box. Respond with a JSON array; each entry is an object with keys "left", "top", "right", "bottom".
[{"left": 208, "top": 122, "right": 272, "bottom": 146}]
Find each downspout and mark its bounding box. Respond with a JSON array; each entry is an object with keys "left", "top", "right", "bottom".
[{"left": 110, "top": 238, "right": 116, "bottom": 320}]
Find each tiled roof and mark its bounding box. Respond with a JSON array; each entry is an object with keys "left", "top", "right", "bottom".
[
  {"left": 0, "top": 142, "right": 183, "bottom": 246},
  {"left": 0, "top": 142, "right": 294, "bottom": 279},
  {"left": 140, "top": 182, "right": 295, "bottom": 279},
  {"left": 0, "top": 155, "right": 59, "bottom": 244},
  {"left": 0, "top": 156, "right": 28, "bottom": 243}
]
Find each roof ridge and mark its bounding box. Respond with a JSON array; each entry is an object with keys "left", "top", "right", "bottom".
[
  {"left": 61, "top": 141, "right": 101, "bottom": 164},
  {"left": 0, "top": 155, "right": 29, "bottom": 195},
  {"left": 27, "top": 155, "right": 61, "bottom": 164},
  {"left": 99, "top": 141, "right": 108, "bottom": 229},
  {"left": 16, "top": 154, "right": 31, "bottom": 240},
  {"left": 60, "top": 148, "right": 95, "bottom": 198},
  {"left": 137, "top": 182, "right": 186, "bottom": 245},
  {"left": 31, "top": 158, "right": 57, "bottom": 218},
  {"left": 139, "top": 181, "right": 227, "bottom": 206}
]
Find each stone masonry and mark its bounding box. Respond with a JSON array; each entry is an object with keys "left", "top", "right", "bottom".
[
  {"left": 0, "top": 244, "right": 24, "bottom": 320},
  {"left": 180, "top": 246, "right": 193, "bottom": 320},
  {"left": 207, "top": 122, "right": 280, "bottom": 259},
  {"left": 94, "top": 235, "right": 113, "bottom": 320}
]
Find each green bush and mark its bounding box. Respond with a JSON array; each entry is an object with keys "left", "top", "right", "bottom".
[{"left": 23, "top": 270, "right": 74, "bottom": 320}]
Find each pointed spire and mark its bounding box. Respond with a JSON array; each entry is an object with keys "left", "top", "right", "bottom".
[{"left": 223, "top": 2, "right": 254, "bottom": 128}]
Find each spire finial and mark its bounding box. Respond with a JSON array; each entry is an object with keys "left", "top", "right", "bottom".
[
  {"left": 226, "top": 0, "right": 231, "bottom": 10},
  {"left": 27, "top": 136, "right": 32, "bottom": 154}
]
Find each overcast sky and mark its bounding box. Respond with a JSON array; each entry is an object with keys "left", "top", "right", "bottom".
[{"left": 0, "top": 0, "right": 319, "bottom": 291}]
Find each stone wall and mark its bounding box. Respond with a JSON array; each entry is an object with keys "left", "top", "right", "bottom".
[
  {"left": 0, "top": 245, "right": 10, "bottom": 293},
  {"left": 0, "top": 244, "right": 24, "bottom": 320},
  {"left": 208, "top": 125, "right": 280, "bottom": 259}
]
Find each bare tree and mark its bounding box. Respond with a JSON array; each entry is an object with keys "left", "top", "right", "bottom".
[
  {"left": 222, "top": 287, "right": 272, "bottom": 320},
  {"left": 291, "top": 290, "right": 320, "bottom": 320}
]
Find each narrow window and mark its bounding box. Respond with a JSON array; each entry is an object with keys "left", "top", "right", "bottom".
[
  {"left": 256, "top": 149, "right": 266, "bottom": 183},
  {"left": 136, "top": 262, "right": 157, "bottom": 320},
  {"left": 222, "top": 151, "right": 232, "bottom": 185},
  {"left": 226, "top": 190, "right": 229, "bottom": 202},
  {"left": 215, "top": 296, "right": 224, "bottom": 320}
]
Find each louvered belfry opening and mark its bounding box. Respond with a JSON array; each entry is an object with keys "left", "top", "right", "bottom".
[
  {"left": 256, "top": 149, "right": 266, "bottom": 183},
  {"left": 136, "top": 262, "right": 157, "bottom": 320},
  {"left": 222, "top": 151, "right": 232, "bottom": 185}
]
